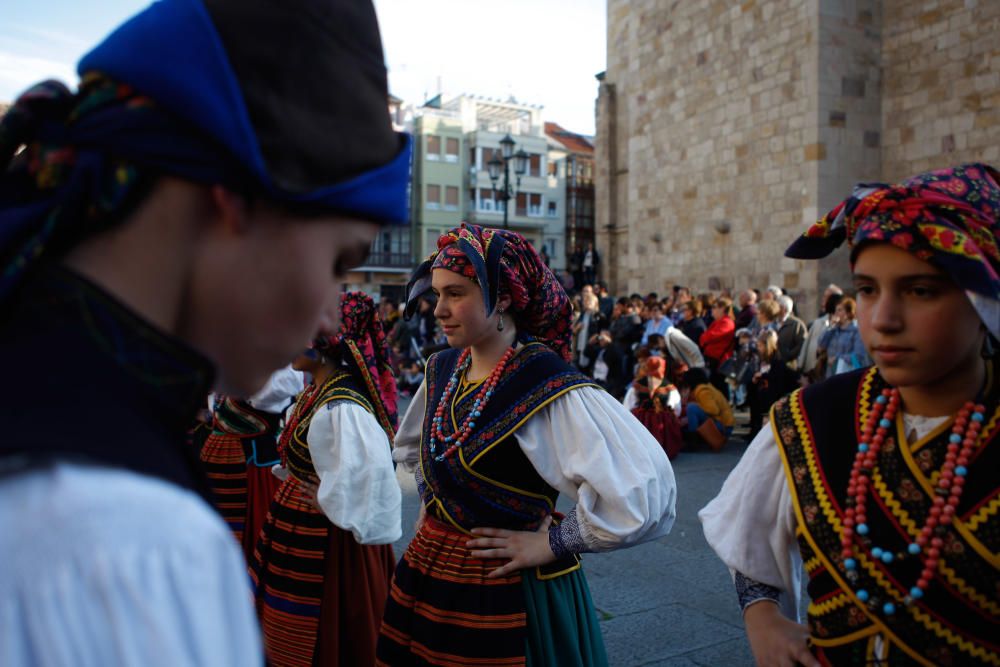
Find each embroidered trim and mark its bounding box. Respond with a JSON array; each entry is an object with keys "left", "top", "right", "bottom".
[
  {"left": 735, "top": 571, "right": 781, "bottom": 611},
  {"left": 547, "top": 508, "right": 589, "bottom": 558}
]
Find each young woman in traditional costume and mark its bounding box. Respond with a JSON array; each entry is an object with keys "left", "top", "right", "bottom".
[
  {"left": 202, "top": 365, "right": 303, "bottom": 560},
  {"left": 700, "top": 163, "right": 1000, "bottom": 666},
  {"left": 623, "top": 355, "right": 684, "bottom": 459},
  {"left": 252, "top": 292, "right": 401, "bottom": 666},
  {"left": 377, "top": 224, "right": 677, "bottom": 666},
  {"left": 0, "top": 1, "right": 410, "bottom": 663}
]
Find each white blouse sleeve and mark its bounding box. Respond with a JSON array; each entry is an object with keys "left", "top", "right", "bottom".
[
  {"left": 698, "top": 426, "right": 802, "bottom": 620},
  {"left": 307, "top": 401, "right": 402, "bottom": 545},
  {"left": 515, "top": 386, "right": 677, "bottom": 551},
  {"left": 391, "top": 380, "right": 426, "bottom": 472},
  {"left": 622, "top": 385, "right": 637, "bottom": 411},
  {"left": 666, "top": 388, "right": 682, "bottom": 416}
]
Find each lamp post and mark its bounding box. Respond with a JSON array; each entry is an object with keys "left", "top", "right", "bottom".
[{"left": 486, "top": 133, "right": 528, "bottom": 230}]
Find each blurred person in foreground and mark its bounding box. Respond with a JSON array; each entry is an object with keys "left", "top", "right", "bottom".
[{"left": 0, "top": 0, "right": 410, "bottom": 663}]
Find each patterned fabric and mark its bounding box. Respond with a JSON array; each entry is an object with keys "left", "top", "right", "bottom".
[
  {"left": 377, "top": 515, "right": 529, "bottom": 666},
  {"left": 0, "top": 76, "right": 164, "bottom": 302},
  {"left": 734, "top": 571, "right": 782, "bottom": 612},
  {"left": 251, "top": 370, "right": 394, "bottom": 667},
  {"left": 314, "top": 291, "right": 397, "bottom": 439},
  {"left": 405, "top": 222, "right": 575, "bottom": 362},
  {"left": 771, "top": 368, "right": 1000, "bottom": 666},
  {"left": 418, "top": 343, "right": 595, "bottom": 533},
  {"left": 787, "top": 163, "right": 1000, "bottom": 300},
  {"left": 200, "top": 398, "right": 281, "bottom": 548}
]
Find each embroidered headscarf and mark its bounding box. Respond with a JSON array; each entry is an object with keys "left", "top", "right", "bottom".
[
  {"left": 405, "top": 223, "right": 574, "bottom": 362},
  {"left": 0, "top": 0, "right": 411, "bottom": 303},
  {"left": 314, "top": 291, "right": 398, "bottom": 440},
  {"left": 786, "top": 163, "right": 1000, "bottom": 337}
]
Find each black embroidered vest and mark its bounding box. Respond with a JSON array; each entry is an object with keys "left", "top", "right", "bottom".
[
  {"left": 420, "top": 343, "right": 596, "bottom": 533},
  {"left": 771, "top": 368, "right": 999, "bottom": 666}
]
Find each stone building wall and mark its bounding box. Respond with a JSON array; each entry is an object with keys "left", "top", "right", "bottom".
[
  {"left": 881, "top": 0, "right": 1000, "bottom": 180},
  {"left": 597, "top": 0, "right": 1000, "bottom": 313}
]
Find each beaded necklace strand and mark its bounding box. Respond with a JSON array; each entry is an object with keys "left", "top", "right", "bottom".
[
  {"left": 429, "top": 346, "right": 516, "bottom": 462},
  {"left": 840, "top": 387, "right": 984, "bottom": 616}
]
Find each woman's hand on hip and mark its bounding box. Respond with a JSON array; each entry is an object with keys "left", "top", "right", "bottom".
[
  {"left": 743, "top": 601, "right": 819, "bottom": 667},
  {"left": 466, "top": 515, "right": 556, "bottom": 579}
]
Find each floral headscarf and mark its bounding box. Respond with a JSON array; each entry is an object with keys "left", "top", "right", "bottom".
[
  {"left": 314, "top": 291, "right": 397, "bottom": 439},
  {"left": 786, "top": 163, "right": 1000, "bottom": 337},
  {"left": 405, "top": 223, "right": 574, "bottom": 362}
]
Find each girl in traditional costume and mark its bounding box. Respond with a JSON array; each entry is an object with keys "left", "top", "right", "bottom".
[
  {"left": 251, "top": 292, "right": 401, "bottom": 667},
  {"left": 201, "top": 366, "right": 303, "bottom": 560},
  {"left": 377, "top": 224, "right": 676, "bottom": 666},
  {"left": 623, "top": 356, "right": 684, "bottom": 459},
  {"left": 700, "top": 163, "right": 1000, "bottom": 666}
]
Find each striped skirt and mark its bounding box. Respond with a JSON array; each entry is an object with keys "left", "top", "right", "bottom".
[
  {"left": 377, "top": 516, "right": 608, "bottom": 666},
  {"left": 251, "top": 477, "right": 395, "bottom": 667},
  {"left": 199, "top": 431, "right": 247, "bottom": 544}
]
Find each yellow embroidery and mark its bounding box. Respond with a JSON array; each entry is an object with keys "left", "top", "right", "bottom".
[
  {"left": 809, "top": 592, "right": 851, "bottom": 617},
  {"left": 967, "top": 496, "right": 1000, "bottom": 532}
]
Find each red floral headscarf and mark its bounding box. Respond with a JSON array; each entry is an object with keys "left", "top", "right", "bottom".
[
  {"left": 314, "top": 291, "right": 397, "bottom": 439},
  {"left": 787, "top": 163, "right": 1000, "bottom": 336},
  {"left": 405, "top": 223, "right": 574, "bottom": 362}
]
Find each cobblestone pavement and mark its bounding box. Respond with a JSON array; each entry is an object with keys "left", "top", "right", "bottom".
[{"left": 391, "top": 398, "right": 758, "bottom": 667}]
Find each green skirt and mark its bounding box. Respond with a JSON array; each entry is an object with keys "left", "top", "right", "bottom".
[{"left": 524, "top": 567, "right": 609, "bottom": 667}]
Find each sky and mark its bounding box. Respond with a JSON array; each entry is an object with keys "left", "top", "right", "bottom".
[{"left": 0, "top": 0, "right": 606, "bottom": 135}]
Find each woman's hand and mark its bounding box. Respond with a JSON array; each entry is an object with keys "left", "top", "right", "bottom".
[
  {"left": 466, "top": 515, "right": 556, "bottom": 579},
  {"left": 743, "top": 601, "right": 819, "bottom": 667},
  {"left": 415, "top": 502, "right": 427, "bottom": 533},
  {"left": 296, "top": 478, "right": 323, "bottom": 513}
]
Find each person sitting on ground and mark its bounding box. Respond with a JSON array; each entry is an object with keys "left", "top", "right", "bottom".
[
  {"left": 679, "top": 367, "right": 734, "bottom": 451},
  {"left": 624, "top": 356, "right": 683, "bottom": 460},
  {"left": 640, "top": 300, "right": 672, "bottom": 346}
]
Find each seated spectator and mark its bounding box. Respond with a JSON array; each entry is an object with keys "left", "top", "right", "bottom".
[
  {"left": 700, "top": 297, "right": 736, "bottom": 395},
  {"left": 775, "top": 294, "right": 807, "bottom": 369},
  {"left": 747, "top": 330, "right": 800, "bottom": 441},
  {"left": 679, "top": 367, "right": 734, "bottom": 451},
  {"left": 798, "top": 291, "right": 844, "bottom": 381},
  {"left": 583, "top": 329, "right": 625, "bottom": 398},
  {"left": 640, "top": 301, "right": 672, "bottom": 345},
  {"left": 678, "top": 300, "right": 707, "bottom": 345},
  {"left": 734, "top": 289, "right": 758, "bottom": 330},
  {"left": 623, "top": 357, "right": 683, "bottom": 460},
  {"left": 817, "top": 296, "right": 871, "bottom": 377}
]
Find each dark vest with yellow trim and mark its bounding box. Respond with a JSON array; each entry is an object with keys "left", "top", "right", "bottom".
[
  {"left": 284, "top": 371, "right": 378, "bottom": 484},
  {"left": 771, "top": 367, "right": 999, "bottom": 666},
  {"left": 211, "top": 397, "right": 283, "bottom": 466},
  {"left": 420, "top": 343, "right": 596, "bottom": 533}
]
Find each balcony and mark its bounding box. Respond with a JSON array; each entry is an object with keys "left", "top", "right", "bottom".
[{"left": 360, "top": 251, "right": 413, "bottom": 270}]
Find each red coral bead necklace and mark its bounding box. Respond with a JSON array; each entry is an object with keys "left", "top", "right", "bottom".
[{"left": 840, "top": 387, "right": 984, "bottom": 616}]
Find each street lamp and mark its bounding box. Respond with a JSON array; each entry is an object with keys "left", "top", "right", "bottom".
[{"left": 486, "top": 133, "right": 528, "bottom": 229}]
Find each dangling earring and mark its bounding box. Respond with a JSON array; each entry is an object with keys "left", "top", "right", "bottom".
[{"left": 497, "top": 306, "right": 505, "bottom": 332}]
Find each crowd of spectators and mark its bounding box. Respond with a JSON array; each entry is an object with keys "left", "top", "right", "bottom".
[{"left": 377, "top": 276, "right": 871, "bottom": 453}]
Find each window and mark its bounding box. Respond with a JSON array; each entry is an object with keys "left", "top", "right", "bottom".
[
  {"left": 478, "top": 187, "right": 496, "bottom": 211},
  {"left": 516, "top": 192, "right": 527, "bottom": 216},
  {"left": 445, "top": 137, "right": 459, "bottom": 162},
  {"left": 444, "top": 186, "right": 459, "bottom": 210},
  {"left": 547, "top": 201, "right": 557, "bottom": 217},
  {"left": 469, "top": 146, "right": 477, "bottom": 168},
  {"left": 426, "top": 184, "right": 440, "bottom": 209},
  {"left": 482, "top": 147, "right": 496, "bottom": 167},
  {"left": 528, "top": 193, "right": 542, "bottom": 216},
  {"left": 548, "top": 160, "right": 558, "bottom": 177},
  {"left": 426, "top": 135, "right": 440, "bottom": 160},
  {"left": 529, "top": 154, "right": 541, "bottom": 177}
]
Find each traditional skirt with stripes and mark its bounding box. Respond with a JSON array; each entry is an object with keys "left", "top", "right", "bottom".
[
  {"left": 377, "top": 516, "right": 608, "bottom": 666},
  {"left": 200, "top": 431, "right": 247, "bottom": 544},
  {"left": 251, "top": 476, "right": 395, "bottom": 667}
]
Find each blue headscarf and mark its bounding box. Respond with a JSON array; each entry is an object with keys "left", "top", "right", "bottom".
[{"left": 0, "top": 0, "right": 411, "bottom": 302}]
